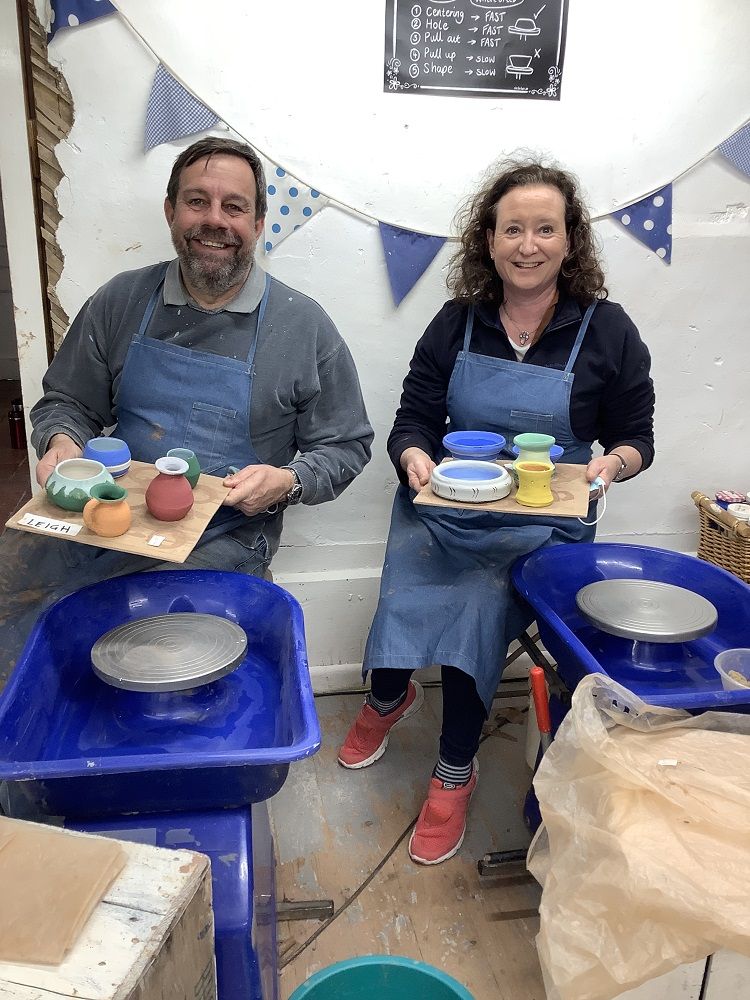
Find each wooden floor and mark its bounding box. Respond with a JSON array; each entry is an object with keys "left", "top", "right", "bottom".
[{"left": 269, "top": 685, "right": 546, "bottom": 1000}]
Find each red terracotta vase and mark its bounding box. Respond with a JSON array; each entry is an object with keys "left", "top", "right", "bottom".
[{"left": 145, "top": 457, "right": 194, "bottom": 522}]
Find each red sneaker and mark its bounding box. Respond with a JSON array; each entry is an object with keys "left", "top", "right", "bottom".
[
  {"left": 408, "top": 761, "right": 478, "bottom": 865},
  {"left": 337, "top": 680, "right": 424, "bottom": 769}
]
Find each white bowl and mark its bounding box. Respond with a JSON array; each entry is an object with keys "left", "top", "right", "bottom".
[
  {"left": 430, "top": 461, "right": 512, "bottom": 503},
  {"left": 714, "top": 648, "right": 750, "bottom": 691}
]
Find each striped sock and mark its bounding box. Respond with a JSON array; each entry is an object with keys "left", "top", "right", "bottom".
[
  {"left": 367, "top": 690, "right": 407, "bottom": 717},
  {"left": 433, "top": 756, "right": 473, "bottom": 787}
]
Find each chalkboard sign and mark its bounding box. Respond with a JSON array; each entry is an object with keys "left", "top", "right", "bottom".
[{"left": 385, "top": 0, "right": 568, "bottom": 100}]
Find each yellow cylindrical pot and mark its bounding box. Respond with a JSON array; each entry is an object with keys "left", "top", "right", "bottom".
[
  {"left": 83, "top": 482, "right": 131, "bottom": 537},
  {"left": 515, "top": 461, "right": 554, "bottom": 507}
]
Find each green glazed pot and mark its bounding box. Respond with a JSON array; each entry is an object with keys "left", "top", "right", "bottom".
[
  {"left": 46, "top": 458, "right": 115, "bottom": 513},
  {"left": 166, "top": 448, "right": 201, "bottom": 489}
]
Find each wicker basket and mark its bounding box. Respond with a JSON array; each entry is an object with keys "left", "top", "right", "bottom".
[{"left": 692, "top": 491, "right": 750, "bottom": 583}]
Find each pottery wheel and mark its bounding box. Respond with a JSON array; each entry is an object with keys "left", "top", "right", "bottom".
[
  {"left": 91, "top": 614, "right": 248, "bottom": 691},
  {"left": 575, "top": 579, "right": 717, "bottom": 643}
]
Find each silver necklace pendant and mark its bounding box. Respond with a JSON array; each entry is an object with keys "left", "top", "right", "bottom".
[{"left": 518, "top": 330, "right": 531, "bottom": 345}]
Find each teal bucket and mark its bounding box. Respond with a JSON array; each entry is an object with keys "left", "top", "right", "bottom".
[{"left": 288, "top": 955, "right": 475, "bottom": 1000}]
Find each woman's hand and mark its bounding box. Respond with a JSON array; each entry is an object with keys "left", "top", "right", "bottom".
[
  {"left": 400, "top": 447, "right": 436, "bottom": 491},
  {"left": 586, "top": 447, "right": 642, "bottom": 498},
  {"left": 585, "top": 454, "right": 622, "bottom": 494}
]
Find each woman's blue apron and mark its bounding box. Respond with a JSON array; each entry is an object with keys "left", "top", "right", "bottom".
[
  {"left": 363, "top": 301, "right": 598, "bottom": 712},
  {"left": 115, "top": 264, "right": 271, "bottom": 541}
]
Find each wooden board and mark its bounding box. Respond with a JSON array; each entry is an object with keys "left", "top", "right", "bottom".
[
  {"left": 4, "top": 461, "right": 228, "bottom": 564},
  {"left": 414, "top": 460, "right": 590, "bottom": 517},
  {"left": 0, "top": 825, "right": 214, "bottom": 1000}
]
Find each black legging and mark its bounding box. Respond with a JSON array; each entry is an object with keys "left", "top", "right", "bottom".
[{"left": 370, "top": 666, "right": 486, "bottom": 767}]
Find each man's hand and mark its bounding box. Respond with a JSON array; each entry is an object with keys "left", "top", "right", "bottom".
[
  {"left": 222, "top": 465, "right": 296, "bottom": 516},
  {"left": 400, "top": 447, "right": 436, "bottom": 491},
  {"left": 36, "top": 433, "right": 82, "bottom": 488}
]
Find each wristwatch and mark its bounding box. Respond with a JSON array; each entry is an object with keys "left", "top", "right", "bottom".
[
  {"left": 283, "top": 467, "right": 304, "bottom": 505},
  {"left": 610, "top": 452, "right": 628, "bottom": 482}
]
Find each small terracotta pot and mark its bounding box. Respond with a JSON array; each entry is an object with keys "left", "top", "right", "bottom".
[
  {"left": 145, "top": 457, "right": 194, "bottom": 522},
  {"left": 83, "top": 482, "right": 131, "bottom": 537}
]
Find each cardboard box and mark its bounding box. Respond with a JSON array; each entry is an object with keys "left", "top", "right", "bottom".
[{"left": 0, "top": 827, "right": 216, "bottom": 1000}]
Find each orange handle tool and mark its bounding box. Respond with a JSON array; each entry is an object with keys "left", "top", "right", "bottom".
[{"left": 530, "top": 665, "right": 552, "bottom": 753}]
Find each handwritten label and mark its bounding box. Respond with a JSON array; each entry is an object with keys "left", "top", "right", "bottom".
[
  {"left": 19, "top": 512, "right": 82, "bottom": 536},
  {"left": 385, "top": 0, "right": 568, "bottom": 100}
]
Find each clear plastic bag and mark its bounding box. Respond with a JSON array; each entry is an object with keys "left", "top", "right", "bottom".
[{"left": 527, "top": 673, "right": 750, "bottom": 1000}]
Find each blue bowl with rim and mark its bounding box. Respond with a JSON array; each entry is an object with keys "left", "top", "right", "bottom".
[
  {"left": 442, "top": 431, "right": 506, "bottom": 461},
  {"left": 82, "top": 436, "right": 131, "bottom": 477}
]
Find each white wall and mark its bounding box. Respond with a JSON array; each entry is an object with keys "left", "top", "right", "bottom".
[{"left": 5, "top": 3, "right": 750, "bottom": 681}]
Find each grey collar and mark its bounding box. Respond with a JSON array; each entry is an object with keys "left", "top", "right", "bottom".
[{"left": 163, "top": 258, "right": 267, "bottom": 314}]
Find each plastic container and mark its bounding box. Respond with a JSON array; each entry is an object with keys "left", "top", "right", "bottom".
[
  {"left": 714, "top": 649, "right": 750, "bottom": 691},
  {"left": 442, "top": 430, "right": 506, "bottom": 460},
  {"left": 512, "top": 543, "right": 750, "bottom": 712},
  {"left": 289, "top": 955, "right": 475, "bottom": 1000},
  {"left": 0, "top": 569, "right": 321, "bottom": 817}
]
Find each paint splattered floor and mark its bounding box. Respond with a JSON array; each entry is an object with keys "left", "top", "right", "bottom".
[{"left": 270, "top": 684, "right": 546, "bottom": 999}]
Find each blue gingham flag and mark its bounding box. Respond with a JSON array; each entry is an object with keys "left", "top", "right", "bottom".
[
  {"left": 262, "top": 165, "right": 328, "bottom": 252},
  {"left": 48, "top": 0, "right": 116, "bottom": 39},
  {"left": 718, "top": 122, "right": 750, "bottom": 179},
  {"left": 611, "top": 184, "right": 672, "bottom": 264},
  {"left": 144, "top": 64, "right": 219, "bottom": 153}
]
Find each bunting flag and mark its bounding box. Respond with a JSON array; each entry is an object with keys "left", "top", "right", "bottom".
[
  {"left": 144, "top": 64, "right": 220, "bottom": 152},
  {"left": 378, "top": 223, "right": 446, "bottom": 305},
  {"left": 718, "top": 122, "right": 750, "bottom": 179},
  {"left": 611, "top": 184, "right": 672, "bottom": 264},
  {"left": 48, "top": 0, "right": 116, "bottom": 39},
  {"left": 262, "top": 165, "right": 328, "bottom": 252}
]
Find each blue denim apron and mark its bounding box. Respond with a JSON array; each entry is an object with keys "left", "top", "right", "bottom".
[
  {"left": 115, "top": 264, "right": 271, "bottom": 540},
  {"left": 363, "top": 302, "right": 598, "bottom": 712}
]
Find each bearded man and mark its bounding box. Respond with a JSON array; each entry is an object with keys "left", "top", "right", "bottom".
[{"left": 0, "top": 138, "right": 372, "bottom": 682}]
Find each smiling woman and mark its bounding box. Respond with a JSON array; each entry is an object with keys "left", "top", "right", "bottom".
[{"left": 338, "top": 155, "right": 655, "bottom": 866}]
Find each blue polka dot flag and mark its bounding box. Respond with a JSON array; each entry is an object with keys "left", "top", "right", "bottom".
[
  {"left": 144, "top": 64, "right": 219, "bottom": 153},
  {"left": 611, "top": 184, "right": 672, "bottom": 265},
  {"left": 718, "top": 121, "right": 750, "bottom": 179},
  {"left": 262, "top": 164, "right": 328, "bottom": 252},
  {"left": 48, "top": 0, "right": 116, "bottom": 40},
  {"left": 378, "top": 222, "right": 446, "bottom": 305}
]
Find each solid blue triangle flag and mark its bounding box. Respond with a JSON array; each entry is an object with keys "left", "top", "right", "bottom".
[
  {"left": 378, "top": 223, "right": 446, "bottom": 305},
  {"left": 610, "top": 184, "right": 672, "bottom": 264},
  {"left": 144, "top": 64, "right": 219, "bottom": 152}
]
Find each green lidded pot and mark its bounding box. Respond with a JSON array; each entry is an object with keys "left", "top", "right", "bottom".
[
  {"left": 46, "top": 458, "right": 115, "bottom": 513},
  {"left": 288, "top": 955, "right": 475, "bottom": 1000},
  {"left": 513, "top": 433, "right": 556, "bottom": 465}
]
